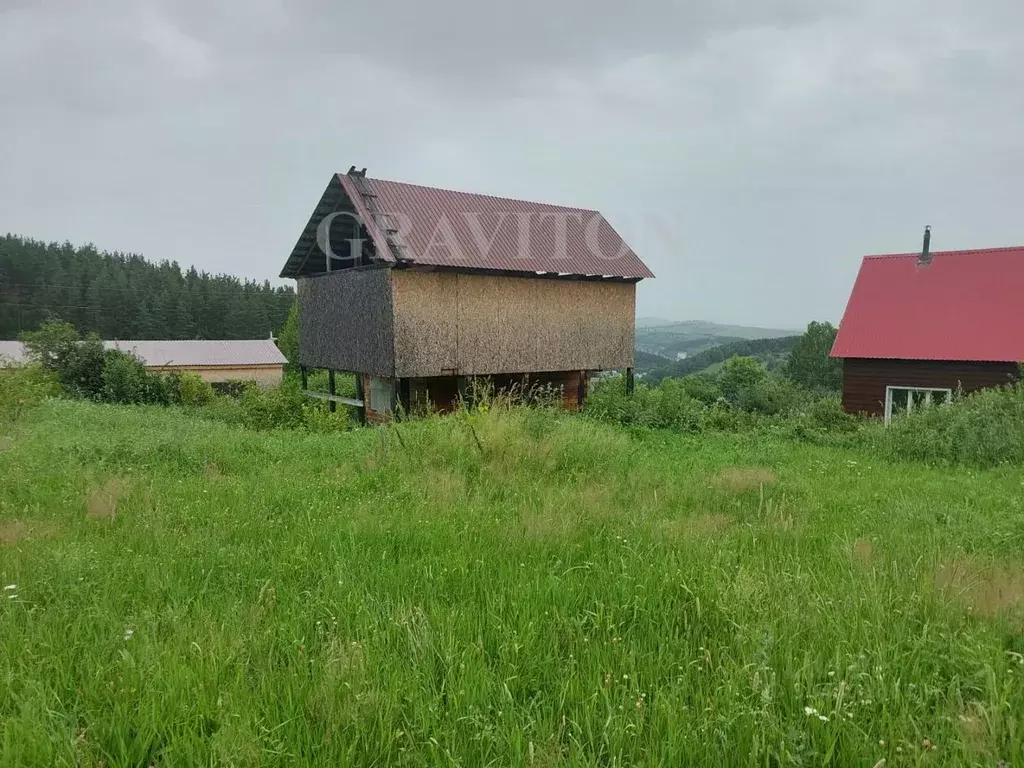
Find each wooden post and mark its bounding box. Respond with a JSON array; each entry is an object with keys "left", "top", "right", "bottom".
[
  {"left": 328, "top": 370, "right": 337, "bottom": 413},
  {"left": 300, "top": 365, "right": 308, "bottom": 391},
  {"left": 354, "top": 374, "right": 366, "bottom": 425},
  {"left": 577, "top": 370, "right": 587, "bottom": 412},
  {"left": 625, "top": 367, "right": 635, "bottom": 395},
  {"left": 397, "top": 378, "right": 411, "bottom": 420}
]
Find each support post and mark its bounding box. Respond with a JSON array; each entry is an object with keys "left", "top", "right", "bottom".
[
  {"left": 354, "top": 374, "right": 366, "bottom": 425},
  {"left": 328, "top": 370, "right": 337, "bottom": 413},
  {"left": 577, "top": 370, "right": 587, "bottom": 412},
  {"left": 397, "top": 378, "right": 411, "bottom": 420},
  {"left": 625, "top": 367, "right": 635, "bottom": 395},
  {"left": 300, "top": 365, "right": 308, "bottom": 391}
]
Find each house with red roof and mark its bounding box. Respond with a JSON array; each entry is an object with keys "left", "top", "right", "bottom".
[
  {"left": 830, "top": 230, "right": 1022, "bottom": 420},
  {"left": 279, "top": 168, "right": 653, "bottom": 421}
]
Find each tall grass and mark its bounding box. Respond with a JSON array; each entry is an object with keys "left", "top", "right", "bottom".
[
  {"left": 1, "top": 400, "right": 1023, "bottom": 765},
  {"left": 871, "top": 383, "right": 1024, "bottom": 468}
]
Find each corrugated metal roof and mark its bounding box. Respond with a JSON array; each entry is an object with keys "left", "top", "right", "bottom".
[
  {"left": 107, "top": 340, "right": 287, "bottom": 368},
  {"left": 0, "top": 341, "right": 28, "bottom": 365},
  {"left": 831, "top": 246, "right": 1024, "bottom": 362},
  {"left": 280, "top": 173, "right": 654, "bottom": 280},
  {"left": 0, "top": 339, "right": 287, "bottom": 368}
]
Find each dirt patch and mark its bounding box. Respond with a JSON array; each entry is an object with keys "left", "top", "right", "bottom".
[
  {"left": 519, "top": 510, "right": 575, "bottom": 540},
  {"left": 659, "top": 514, "right": 734, "bottom": 540},
  {"left": 936, "top": 558, "right": 1024, "bottom": 620},
  {"left": 852, "top": 538, "right": 875, "bottom": 566},
  {"left": 0, "top": 521, "right": 29, "bottom": 545},
  {"left": 712, "top": 468, "right": 776, "bottom": 493},
  {"left": 0, "top": 437, "right": 13, "bottom": 452},
  {"left": 426, "top": 470, "right": 467, "bottom": 506},
  {"left": 86, "top": 478, "right": 130, "bottom": 520},
  {"left": 0, "top": 520, "right": 56, "bottom": 546},
  {"left": 957, "top": 703, "right": 997, "bottom": 759}
]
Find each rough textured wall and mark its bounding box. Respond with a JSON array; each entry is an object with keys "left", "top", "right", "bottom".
[
  {"left": 842, "top": 358, "right": 1020, "bottom": 416},
  {"left": 392, "top": 271, "right": 635, "bottom": 377},
  {"left": 297, "top": 268, "right": 395, "bottom": 375},
  {"left": 179, "top": 365, "right": 283, "bottom": 389}
]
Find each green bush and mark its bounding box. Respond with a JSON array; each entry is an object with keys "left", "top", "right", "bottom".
[
  {"left": 586, "top": 375, "right": 703, "bottom": 432},
  {"left": 737, "top": 376, "right": 809, "bottom": 416},
  {"left": 240, "top": 380, "right": 307, "bottom": 430},
  {"left": 301, "top": 401, "right": 354, "bottom": 433},
  {"left": 718, "top": 356, "right": 768, "bottom": 405},
  {"left": 653, "top": 378, "right": 704, "bottom": 432},
  {"left": 0, "top": 364, "right": 59, "bottom": 423},
  {"left": 177, "top": 372, "right": 216, "bottom": 406},
  {"left": 678, "top": 374, "right": 722, "bottom": 406},
  {"left": 805, "top": 395, "right": 860, "bottom": 432},
  {"left": 101, "top": 350, "right": 150, "bottom": 404},
  {"left": 875, "top": 384, "right": 1024, "bottom": 468}
]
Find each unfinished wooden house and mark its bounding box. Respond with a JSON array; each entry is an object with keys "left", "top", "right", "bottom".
[{"left": 279, "top": 169, "right": 654, "bottom": 421}]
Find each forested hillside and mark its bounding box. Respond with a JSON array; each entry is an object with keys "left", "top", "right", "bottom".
[
  {"left": 0, "top": 235, "right": 293, "bottom": 340},
  {"left": 645, "top": 335, "right": 800, "bottom": 383}
]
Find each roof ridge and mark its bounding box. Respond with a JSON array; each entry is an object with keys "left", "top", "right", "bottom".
[
  {"left": 360, "top": 175, "right": 601, "bottom": 214},
  {"left": 864, "top": 245, "right": 1024, "bottom": 260}
]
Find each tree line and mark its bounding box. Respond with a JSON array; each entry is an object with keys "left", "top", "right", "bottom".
[
  {"left": 644, "top": 322, "right": 842, "bottom": 392},
  {"left": 0, "top": 234, "right": 294, "bottom": 341},
  {"left": 645, "top": 335, "right": 801, "bottom": 384}
]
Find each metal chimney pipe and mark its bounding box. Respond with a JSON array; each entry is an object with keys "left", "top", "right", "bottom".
[{"left": 919, "top": 225, "right": 932, "bottom": 265}]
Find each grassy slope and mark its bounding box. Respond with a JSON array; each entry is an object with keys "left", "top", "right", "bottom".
[{"left": 1, "top": 402, "right": 1023, "bottom": 766}]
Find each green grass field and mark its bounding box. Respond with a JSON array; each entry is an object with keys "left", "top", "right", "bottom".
[{"left": 2, "top": 401, "right": 1023, "bottom": 766}]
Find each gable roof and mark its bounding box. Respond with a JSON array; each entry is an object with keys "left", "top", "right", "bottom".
[
  {"left": 0, "top": 341, "right": 27, "bottom": 365},
  {"left": 0, "top": 339, "right": 287, "bottom": 368},
  {"left": 107, "top": 340, "right": 287, "bottom": 368},
  {"left": 831, "top": 246, "right": 1024, "bottom": 362},
  {"left": 280, "top": 173, "right": 654, "bottom": 280}
]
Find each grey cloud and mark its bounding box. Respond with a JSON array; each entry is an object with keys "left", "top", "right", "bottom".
[{"left": 1, "top": 0, "right": 1023, "bottom": 328}]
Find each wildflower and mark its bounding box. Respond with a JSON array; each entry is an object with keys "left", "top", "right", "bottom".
[{"left": 124, "top": 628, "right": 135, "bottom": 641}]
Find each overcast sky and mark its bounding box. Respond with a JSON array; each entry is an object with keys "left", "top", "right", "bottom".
[{"left": 2, "top": 0, "right": 1022, "bottom": 328}]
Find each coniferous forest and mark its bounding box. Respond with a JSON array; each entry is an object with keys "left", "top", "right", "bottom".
[{"left": 0, "top": 234, "right": 294, "bottom": 340}]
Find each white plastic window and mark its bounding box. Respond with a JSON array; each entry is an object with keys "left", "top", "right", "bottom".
[
  {"left": 369, "top": 377, "right": 395, "bottom": 413},
  {"left": 884, "top": 386, "right": 952, "bottom": 424}
]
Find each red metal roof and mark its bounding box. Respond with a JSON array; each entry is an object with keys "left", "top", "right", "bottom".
[
  {"left": 280, "top": 173, "right": 653, "bottom": 280},
  {"left": 831, "top": 246, "right": 1024, "bottom": 362}
]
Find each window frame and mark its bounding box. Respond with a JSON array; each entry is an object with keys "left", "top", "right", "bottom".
[{"left": 884, "top": 385, "right": 953, "bottom": 424}]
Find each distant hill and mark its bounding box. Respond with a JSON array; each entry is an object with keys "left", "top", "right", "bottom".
[
  {"left": 634, "top": 349, "right": 673, "bottom": 375},
  {"left": 635, "top": 319, "right": 799, "bottom": 359},
  {"left": 644, "top": 335, "right": 801, "bottom": 384}
]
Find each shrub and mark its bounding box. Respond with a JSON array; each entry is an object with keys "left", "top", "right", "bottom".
[
  {"left": 876, "top": 383, "right": 1024, "bottom": 468},
  {"left": 586, "top": 375, "right": 703, "bottom": 432},
  {"left": 679, "top": 374, "right": 722, "bottom": 406},
  {"left": 177, "top": 372, "right": 216, "bottom": 406},
  {"left": 737, "top": 376, "right": 808, "bottom": 416},
  {"left": 653, "top": 378, "right": 704, "bottom": 432},
  {"left": 59, "top": 335, "right": 107, "bottom": 400},
  {"left": 240, "top": 380, "right": 307, "bottom": 430},
  {"left": 805, "top": 395, "right": 859, "bottom": 432},
  {"left": 718, "top": 356, "right": 768, "bottom": 406},
  {"left": 101, "top": 350, "right": 150, "bottom": 404},
  {"left": 301, "top": 402, "right": 354, "bottom": 433},
  {"left": 0, "top": 364, "right": 59, "bottom": 423}
]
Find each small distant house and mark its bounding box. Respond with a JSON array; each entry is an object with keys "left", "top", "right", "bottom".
[
  {"left": 0, "top": 341, "right": 28, "bottom": 366},
  {"left": 279, "top": 169, "right": 653, "bottom": 421},
  {"left": 0, "top": 339, "right": 287, "bottom": 388},
  {"left": 830, "top": 234, "right": 1023, "bottom": 420}
]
